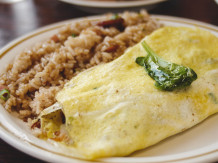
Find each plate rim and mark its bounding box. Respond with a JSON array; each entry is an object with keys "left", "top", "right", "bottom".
[
  {"left": 59, "top": 0, "right": 167, "bottom": 8},
  {"left": 0, "top": 15, "right": 218, "bottom": 163}
]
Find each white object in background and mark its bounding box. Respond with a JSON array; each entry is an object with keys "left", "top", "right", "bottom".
[
  {"left": 59, "top": 0, "right": 167, "bottom": 13},
  {"left": 0, "top": 0, "right": 27, "bottom": 4}
]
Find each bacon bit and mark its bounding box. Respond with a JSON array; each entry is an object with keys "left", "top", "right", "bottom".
[
  {"left": 54, "top": 131, "right": 60, "bottom": 136},
  {"left": 105, "top": 44, "right": 119, "bottom": 53},
  {"left": 97, "top": 18, "right": 125, "bottom": 31},
  {"left": 31, "top": 119, "right": 41, "bottom": 129},
  {"left": 50, "top": 34, "right": 59, "bottom": 43},
  {"left": 23, "top": 117, "right": 28, "bottom": 122}
]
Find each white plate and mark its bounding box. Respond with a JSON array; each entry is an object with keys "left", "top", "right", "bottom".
[
  {"left": 0, "top": 15, "right": 218, "bottom": 163},
  {"left": 59, "top": 0, "right": 167, "bottom": 8},
  {"left": 59, "top": 0, "right": 167, "bottom": 13}
]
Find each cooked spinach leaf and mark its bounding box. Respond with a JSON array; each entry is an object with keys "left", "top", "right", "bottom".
[{"left": 136, "top": 41, "right": 197, "bottom": 91}]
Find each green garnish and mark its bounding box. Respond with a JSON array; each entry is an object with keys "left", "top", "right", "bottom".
[
  {"left": 111, "top": 14, "right": 119, "bottom": 20},
  {"left": 208, "top": 93, "right": 218, "bottom": 104},
  {"left": 0, "top": 89, "right": 10, "bottom": 101},
  {"left": 136, "top": 41, "right": 197, "bottom": 91},
  {"left": 72, "top": 33, "right": 77, "bottom": 37}
]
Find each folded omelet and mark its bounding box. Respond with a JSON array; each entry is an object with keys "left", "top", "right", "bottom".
[{"left": 38, "top": 27, "right": 218, "bottom": 160}]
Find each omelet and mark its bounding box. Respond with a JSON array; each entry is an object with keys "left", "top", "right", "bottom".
[{"left": 38, "top": 27, "right": 218, "bottom": 160}]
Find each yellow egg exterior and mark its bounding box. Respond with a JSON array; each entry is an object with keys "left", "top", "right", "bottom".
[{"left": 55, "top": 27, "right": 218, "bottom": 159}]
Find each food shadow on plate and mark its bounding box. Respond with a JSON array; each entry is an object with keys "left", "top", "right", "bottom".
[{"left": 129, "top": 113, "right": 218, "bottom": 157}]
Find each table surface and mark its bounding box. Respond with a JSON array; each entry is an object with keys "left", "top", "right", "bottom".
[{"left": 0, "top": 0, "right": 217, "bottom": 162}]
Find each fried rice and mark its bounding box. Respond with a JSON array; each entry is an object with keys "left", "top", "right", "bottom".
[{"left": 0, "top": 10, "right": 161, "bottom": 120}]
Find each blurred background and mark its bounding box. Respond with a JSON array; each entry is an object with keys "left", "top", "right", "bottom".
[
  {"left": 0, "top": 0, "right": 217, "bottom": 162},
  {"left": 0, "top": 0, "right": 218, "bottom": 48}
]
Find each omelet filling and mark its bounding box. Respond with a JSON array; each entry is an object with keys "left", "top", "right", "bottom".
[{"left": 38, "top": 27, "right": 218, "bottom": 160}]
